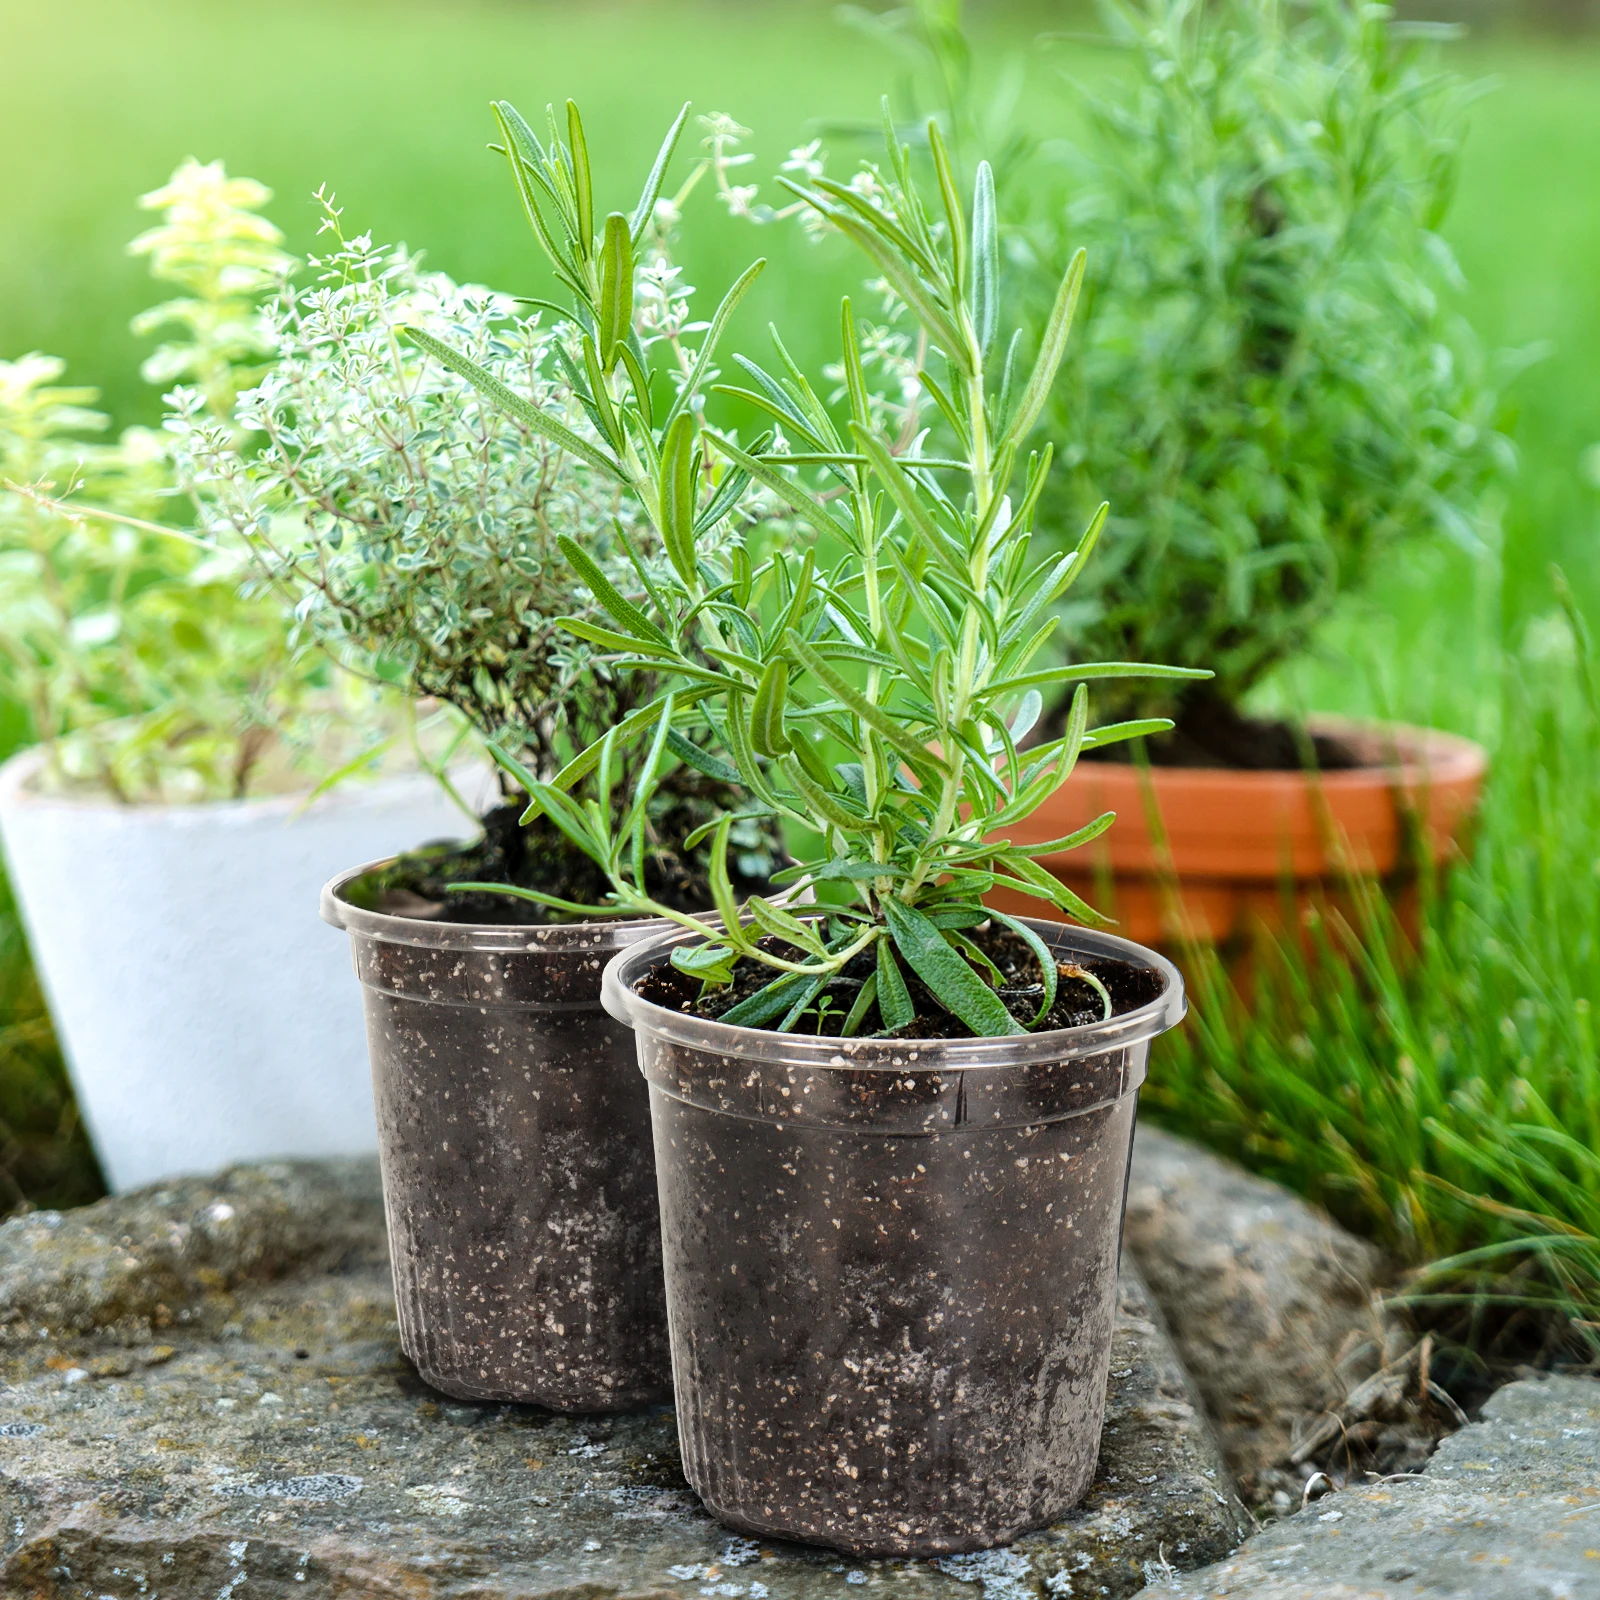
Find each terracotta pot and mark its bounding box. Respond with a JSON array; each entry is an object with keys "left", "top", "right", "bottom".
[{"left": 987, "top": 718, "right": 1487, "bottom": 948}]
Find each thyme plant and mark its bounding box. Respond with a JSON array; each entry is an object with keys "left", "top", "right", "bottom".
[
  {"left": 178, "top": 104, "right": 784, "bottom": 902},
  {"left": 174, "top": 203, "right": 657, "bottom": 783},
  {"left": 442, "top": 111, "right": 1204, "bottom": 1035}
]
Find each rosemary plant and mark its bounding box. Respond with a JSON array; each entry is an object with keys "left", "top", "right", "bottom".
[
  {"left": 1040, "top": 0, "right": 1506, "bottom": 736},
  {"left": 439, "top": 109, "right": 1205, "bottom": 1035}
]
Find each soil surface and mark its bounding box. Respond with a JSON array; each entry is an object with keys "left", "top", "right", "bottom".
[
  {"left": 351, "top": 787, "right": 781, "bottom": 926},
  {"left": 1063, "top": 691, "right": 1366, "bottom": 771},
  {"left": 638, "top": 922, "right": 1162, "bottom": 1038}
]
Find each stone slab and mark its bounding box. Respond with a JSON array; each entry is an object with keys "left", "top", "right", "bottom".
[
  {"left": 1136, "top": 1374, "right": 1600, "bottom": 1599},
  {"left": 0, "top": 1159, "right": 1250, "bottom": 1599},
  {"left": 1124, "top": 1126, "right": 1393, "bottom": 1495}
]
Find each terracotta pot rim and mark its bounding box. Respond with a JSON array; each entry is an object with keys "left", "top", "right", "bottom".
[{"left": 1077, "top": 716, "right": 1486, "bottom": 791}]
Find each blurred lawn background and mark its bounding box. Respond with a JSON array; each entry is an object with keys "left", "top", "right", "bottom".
[
  {"left": 4, "top": 0, "right": 1597, "bottom": 714},
  {"left": 1, "top": 0, "right": 1598, "bottom": 1212}
]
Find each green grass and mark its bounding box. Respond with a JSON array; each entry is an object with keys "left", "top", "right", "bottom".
[
  {"left": 0, "top": 0, "right": 1063, "bottom": 427},
  {"left": 0, "top": 783, "right": 103, "bottom": 1211},
  {"left": 1149, "top": 597, "right": 1600, "bottom": 1357}
]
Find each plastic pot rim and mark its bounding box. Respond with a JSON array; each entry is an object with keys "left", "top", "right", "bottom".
[
  {"left": 602, "top": 915, "right": 1186, "bottom": 1071},
  {"left": 320, "top": 856, "right": 682, "bottom": 956}
]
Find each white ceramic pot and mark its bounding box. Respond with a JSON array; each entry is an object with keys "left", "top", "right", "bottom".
[{"left": 0, "top": 747, "right": 489, "bottom": 1191}]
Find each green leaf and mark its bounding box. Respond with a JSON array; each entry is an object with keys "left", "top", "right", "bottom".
[
  {"left": 770, "top": 546, "right": 816, "bottom": 646},
  {"left": 804, "top": 174, "right": 942, "bottom": 280},
  {"left": 945, "top": 927, "right": 1006, "bottom": 989},
  {"left": 485, "top": 738, "right": 542, "bottom": 799},
  {"left": 684, "top": 803, "right": 774, "bottom": 852},
  {"left": 1009, "top": 442, "right": 1053, "bottom": 535},
  {"left": 598, "top": 212, "right": 634, "bottom": 372},
  {"left": 630, "top": 102, "right": 690, "bottom": 242},
  {"left": 970, "top": 160, "right": 998, "bottom": 358},
  {"left": 787, "top": 632, "right": 943, "bottom": 774},
  {"left": 852, "top": 426, "right": 971, "bottom": 581},
  {"left": 720, "top": 970, "right": 813, "bottom": 1027},
  {"left": 558, "top": 615, "right": 678, "bottom": 658},
  {"left": 577, "top": 333, "right": 625, "bottom": 449},
  {"left": 729, "top": 354, "right": 830, "bottom": 445},
  {"left": 557, "top": 535, "right": 667, "bottom": 646},
  {"left": 492, "top": 103, "right": 583, "bottom": 295},
  {"left": 617, "top": 693, "right": 677, "bottom": 867},
  {"left": 665, "top": 729, "right": 740, "bottom": 785},
  {"left": 916, "top": 364, "right": 971, "bottom": 451},
  {"left": 672, "top": 942, "right": 740, "bottom": 985},
  {"left": 988, "top": 661, "right": 1213, "bottom": 697},
  {"left": 993, "top": 853, "right": 1113, "bottom": 927},
  {"left": 617, "top": 341, "right": 656, "bottom": 428},
  {"left": 927, "top": 118, "right": 967, "bottom": 299},
  {"left": 1002, "top": 811, "right": 1118, "bottom": 857},
  {"left": 446, "top": 880, "right": 615, "bottom": 917},
  {"left": 751, "top": 657, "right": 793, "bottom": 756},
  {"left": 566, "top": 100, "right": 594, "bottom": 259},
  {"left": 703, "top": 430, "right": 851, "bottom": 542},
  {"left": 881, "top": 897, "right": 1025, "bottom": 1037},
  {"left": 662, "top": 258, "right": 766, "bottom": 429},
  {"left": 795, "top": 858, "right": 909, "bottom": 884},
  {"left": 985, "top": 910, "right": 1058, "bottom": 1029},
  {"left": 723, "top": 689, "right": 783, "bottom": 808},
  {"left": 747, "top": 896, "right": 828, "bottom": 958},
  {"left": 996, "top": 552, "right": 1076, "bottom": 656},
  {"left": 730, "top": 546, "right": 753, "bottom": 608},
  {"left": 706, "top": 814, "right": 744, "bottom": 932},
  {"left": 777, "top": 975, "right": 832, "bottom": 1033},
  {"left": 543, "top": 686, "right": 717, "bottom": 798},
  {"left": 838, "top": 298, "right": 872, "bottom": 429},
  {"left": 922, "top": 905, "right": 994, "bottom": 929},
  {"left": 780, "top": 180, "right": 968, "bottom": 367},
  {"left": 841, "top": 972, "right": 879, "bottom": 1037},
  {"left": 1005, "top": 247, "right": 1086, "bottom": 449},
  {"left": 658, "top": 412, "right": 698, "bottom": 584},
  {"left": 875, "top": 936, "right": 915, "bottom": 1032},
  {"left": 785, "top": 760, "right": 873, "bottom": 833},
  {"left": 695, "top": 461, "right": 753, "bottom": 536},
  {"left": 1084, "top": 718, "right": 1175, "bottom": 750},
  {"left": 403, "top": 327, "right": 625, "bottom": 483}
]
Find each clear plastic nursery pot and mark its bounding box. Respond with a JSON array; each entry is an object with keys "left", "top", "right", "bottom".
[
  {"left": 602, "top": 918, "right": 1186, "bottom": 1558},
  {"left": 323, "top": 859, "right": 673, "bottom": 1411}
]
